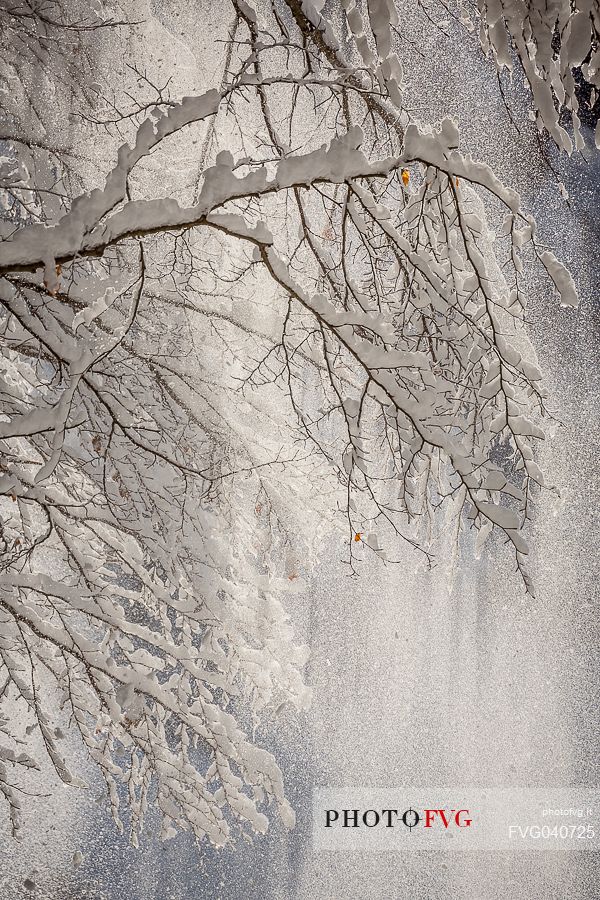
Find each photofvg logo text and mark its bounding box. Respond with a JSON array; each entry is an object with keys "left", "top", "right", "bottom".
[
  {"left": 313, "top": 789, "right": 600, "bottom": 852},
  {"left": 325, "top": 807, "right": 472, "bottom": 830}
]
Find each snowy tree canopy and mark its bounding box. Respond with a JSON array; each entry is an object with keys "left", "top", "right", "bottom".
[
  {"left": 465, "top": 0, "right": 600, "bottom": 149},
  {"left": 0, "top": 0, "right": 583, "bottom": 847}
]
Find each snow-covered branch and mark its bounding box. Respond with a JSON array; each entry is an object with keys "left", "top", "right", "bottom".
[
  {"left": 0, "top": 0, "right": 579, "bottom": 849},
  {"left": 468, "top": 0, "right": 600, "bottom": 149}
]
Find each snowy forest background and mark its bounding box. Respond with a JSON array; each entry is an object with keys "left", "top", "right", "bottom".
[{"left": 0, "top": 0, "right": 598, "bottom": 897}]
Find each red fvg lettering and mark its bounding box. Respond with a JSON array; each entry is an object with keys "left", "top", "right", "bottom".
[{"left": 424, "top": 809, "right": 472, "bottom": 828}]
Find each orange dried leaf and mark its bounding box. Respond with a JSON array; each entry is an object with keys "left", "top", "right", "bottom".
[
  {"left": 401, "top": 169, "right": 410, "bottom": 186},
  {"left": 354, "top": 532, "right": 362, "bottom": 542}
]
